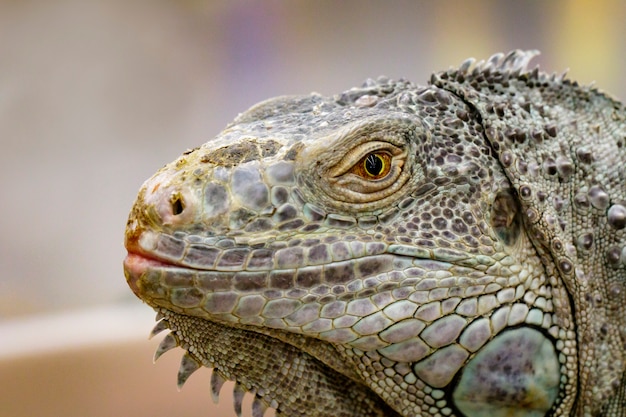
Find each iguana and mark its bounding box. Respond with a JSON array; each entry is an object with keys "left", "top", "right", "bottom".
[{"left": 123, "top": 50, "right": 626, "bottom": 417}]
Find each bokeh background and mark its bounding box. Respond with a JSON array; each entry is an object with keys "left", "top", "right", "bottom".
[{"left": 1, "top": 1, "right": 625, "bottom": 416}]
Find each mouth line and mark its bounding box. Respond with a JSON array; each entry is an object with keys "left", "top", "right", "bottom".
[
  {"left": 123, "top": 251, "right": 182, "bottom": 280},
  {"left": 126, "top": 229, "right": 472, "bottom": 278},
  {"left": 124, "top": 243, "right": 465, "bottom": 288}
]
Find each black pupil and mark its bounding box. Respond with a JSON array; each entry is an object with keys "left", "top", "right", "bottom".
[{"left": 365, "top": 154, "right": 383, "bottom": 176}]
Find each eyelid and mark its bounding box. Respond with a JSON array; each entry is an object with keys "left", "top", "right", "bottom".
[{"left": 329, "top": 141, "right": 404, "bottom": 178}]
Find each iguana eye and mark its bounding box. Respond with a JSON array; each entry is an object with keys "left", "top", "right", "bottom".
[
  {"left": 322, "top": 140, "right": 410, "bottom": 204},
  {"left": 329, "top": 142, "right": 404, "bottom": 179},
  {"left": 352, "top": 152, "right": 392, "bottom": 179},
  {"left": 312, "top": 116, "right": 424, "bottom": 207}
]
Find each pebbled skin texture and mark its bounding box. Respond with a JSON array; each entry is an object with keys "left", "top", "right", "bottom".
[{"left": 124, "top": 51, "right": 626, "bottom": 416}]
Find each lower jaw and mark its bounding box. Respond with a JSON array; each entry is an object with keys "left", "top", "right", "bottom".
[{"left": 151, "top": 307, "right": 396, "bottom": 417}]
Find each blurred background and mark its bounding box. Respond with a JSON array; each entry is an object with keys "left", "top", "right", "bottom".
[{"left": 1, "top": 1, "right": 625, "bottom": 416}]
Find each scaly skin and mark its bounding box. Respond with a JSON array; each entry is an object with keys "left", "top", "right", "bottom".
[{"left": 124, "top": 51, "right": 626, "bottom": 416}]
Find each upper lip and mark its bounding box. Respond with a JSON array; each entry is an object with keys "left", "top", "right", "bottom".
[{"left": 123, "top": 249, "right": 182, "bottom": 299}]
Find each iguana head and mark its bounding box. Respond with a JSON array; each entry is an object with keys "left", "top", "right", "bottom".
[{"left": 124, "top": 51, "right": 626, "bottom": 417}]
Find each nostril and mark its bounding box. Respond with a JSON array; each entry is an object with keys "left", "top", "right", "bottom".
[{"left": 170, "top": 193, "right": 185, "bottom": 216}]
